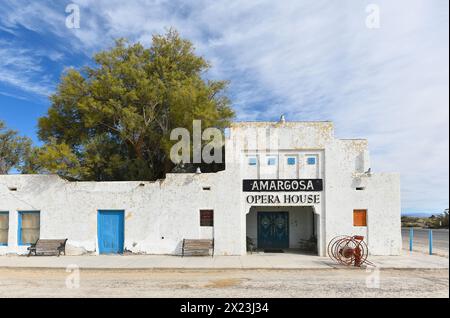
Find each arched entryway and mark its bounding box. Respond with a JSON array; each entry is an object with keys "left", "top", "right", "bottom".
[{"left": 246, "top": 206, "right": 319, "bottom": 254}]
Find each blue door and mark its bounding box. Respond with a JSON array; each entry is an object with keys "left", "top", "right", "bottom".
[
  {"left": 257, "top": 212, "right": 289, "bottom": 249},
  {"left": 97, "top": 210, "right": 124, "bottom": 254}
]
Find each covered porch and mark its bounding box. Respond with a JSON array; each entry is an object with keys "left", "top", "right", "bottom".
[{"left": 245, "top": 206, "right": 319, "bottom": 255}]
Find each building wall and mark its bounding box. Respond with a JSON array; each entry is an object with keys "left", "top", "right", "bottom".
[
  {"left": 229, "top": 122, "right": 401, "bottom": 256},
  {"left": 0, "top": 173, "right": 242, "bottom": 256},
  {"left": 0, "top": 121, "right": 402, "bottom": 257},
  {"left": 323, "top": 140, "right": 402, "bottom": 255}
]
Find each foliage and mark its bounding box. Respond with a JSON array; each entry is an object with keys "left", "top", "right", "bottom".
[
  {"left": 0, "top": 120, "right": 32, "bottom": 174},
  {"left": 32, "top": 29, "right": 234, "bottom": 180},
  {"left": 21, "top": 138, "right": 84, "bottom": 179},
  {"left": 401, "top": 210, "right": 449, "bottom": 229},
  {"left": 426, "top": 210, "right": 449, "bottom": 229}
]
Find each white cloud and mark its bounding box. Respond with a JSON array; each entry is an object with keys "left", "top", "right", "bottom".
[
  {"left": 0, "top": 41, "right": 55, "bottom": 96},
  {"left": 0, "top": 0, "right": 448, "bottom": 212}
]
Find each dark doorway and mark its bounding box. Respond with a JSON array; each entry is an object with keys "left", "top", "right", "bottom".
[{"left": 257, "top": 212, "right": 289, "bottom": 249}]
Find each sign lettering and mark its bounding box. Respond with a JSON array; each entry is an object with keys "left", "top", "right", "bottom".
[{"left": 243, "top": 179, "right": 323, "bottom": 192}]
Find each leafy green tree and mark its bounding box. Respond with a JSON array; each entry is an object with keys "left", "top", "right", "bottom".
[
  {"left": 0, "top": 120, "right": 32, "bottom": 174},
  {"left": 424, "top": 210, "right": 449, "bottom": 229},
  {"left": 21, "top": 138, "right": 84, "bottom": 179},
  {"left": 36, "top": 29, "right": 234, "bottom": 181},
  {"left": 442, "top": 209, "right": 449, "bottom": 228},
  {"left": 433, "top": 209, "right": 449, "bottom": 229}
]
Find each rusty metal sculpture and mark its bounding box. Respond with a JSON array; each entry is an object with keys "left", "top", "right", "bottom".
[{"left": 327, "top": 235, "right": 374, "bottom": 267}]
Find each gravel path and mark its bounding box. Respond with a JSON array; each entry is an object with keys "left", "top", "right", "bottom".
[{"left": 0, "top": 268, "right": 447, "bottom": 298}]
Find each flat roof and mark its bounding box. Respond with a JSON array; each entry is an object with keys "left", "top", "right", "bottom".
[{"left": 232, "top": 120, "right": 332, "bottom": 124}]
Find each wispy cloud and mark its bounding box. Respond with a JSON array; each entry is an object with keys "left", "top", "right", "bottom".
[
  {"left": 0, "top": 41, "right": 55, "bottom": 96},
  {"left": 0, "top": 0, "right": 448, "bottom": 212}
]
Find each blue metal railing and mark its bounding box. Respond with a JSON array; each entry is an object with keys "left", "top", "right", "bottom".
[
  {"left": 409, "top": 227, "right": 413, "bottom": 252},
  {"left": 409, "top": 227, "right": 433, "bottom": 255},
  {"left": 429, "top": 229, "right": 433, "bottom": 255}
]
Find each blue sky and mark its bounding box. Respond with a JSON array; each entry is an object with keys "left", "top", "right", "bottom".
[{"left": 0, "top": 0, "right": 448, "bottom": 214}]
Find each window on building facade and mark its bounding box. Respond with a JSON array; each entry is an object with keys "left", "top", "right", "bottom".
[
  {"left": 248, "top": 157, "right": 257, "bottom": 166},
  {"left": 307, "top": 157, "right": 316, "bottom": 165},
  {"left": 267, "top": 157, "right": 277, "bottom": 166},
  {"left": 19, "top": 211, "right": 40, "bottom": 245},
  {"left": 0, "top": 212, "right": 8, "bottom": 246},
  {"left": 353, "top": 209, "right": 367, "bottom": 227},
  {"left": 287, "top": 157, "right": 296, "bottom": 165},
  {"left": 200, "top": 210, "right": 214, "bottom": 227}
]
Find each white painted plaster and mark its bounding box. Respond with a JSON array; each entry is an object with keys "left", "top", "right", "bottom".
[{"left": 0, "top": 121, "right": 401, "bottom": 256}]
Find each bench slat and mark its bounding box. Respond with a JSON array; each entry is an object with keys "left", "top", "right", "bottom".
[
  {"left": 28, "top": 239, "right": 67, "bottom": 257},
  {"left": 182, "top": 239, "right": 214, "bottom": 257}
]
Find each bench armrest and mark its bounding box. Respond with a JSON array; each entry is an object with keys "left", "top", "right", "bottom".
[{"left": 28, "top": 241, "right": 37, "bottom": 248}]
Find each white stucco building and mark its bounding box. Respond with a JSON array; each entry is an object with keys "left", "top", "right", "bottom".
[{"left": 0, "top": 120, "right": 402, "bottom": 256}]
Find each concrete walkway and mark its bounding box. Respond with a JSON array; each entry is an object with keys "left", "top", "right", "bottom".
[{"left": 0, "top": 251, "right": 447, "bottom": 270}]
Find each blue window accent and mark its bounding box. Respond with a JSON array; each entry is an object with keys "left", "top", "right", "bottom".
[
  {"left": 18, "top": 211, "right": 40, "bottom": 246},
  {"left": 0, "top": 212, "right": 8, "bottom": 246},
  {"left": 287, "top": 157, "right": 296, "bottom": 165},
  {"left": 267, "top": 157, "right": 277, "bottom": 166},
  {"left": 307, "top": 157, "right": 316, "bottom": 165},
  {"left": 248, "top": 157, "right": 257, "bottom": 166}
]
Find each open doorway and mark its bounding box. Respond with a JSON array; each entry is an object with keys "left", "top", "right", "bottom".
[{"left": 246, "top": 206, "right": 318, "bottom": 255}]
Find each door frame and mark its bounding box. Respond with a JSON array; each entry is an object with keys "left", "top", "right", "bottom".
[
  {"left": 257, "top": 211, "right": 289, "bottom": 249},
  {"left": 97, "top": 210, "right": 125, "bottom": 254}
]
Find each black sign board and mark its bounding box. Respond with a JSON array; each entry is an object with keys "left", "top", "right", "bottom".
[{"left": 243, "top": 179, "right": 323, "bottom": 192}]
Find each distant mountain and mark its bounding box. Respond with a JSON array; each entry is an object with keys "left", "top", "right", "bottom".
[{"left": 402, "top": 212, "right": 434, "bottom": 218}]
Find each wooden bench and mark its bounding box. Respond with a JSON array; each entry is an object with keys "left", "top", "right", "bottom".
[
  {"left": 27, "top": 239, "right": 68, "bottom": 257},
  {"left": 182, "top": 239, "right": 214, "bottom": 257}
]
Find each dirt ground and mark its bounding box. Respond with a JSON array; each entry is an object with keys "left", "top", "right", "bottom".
[{"left": 0, "top": 268, "right": 448, "bottom": 298}]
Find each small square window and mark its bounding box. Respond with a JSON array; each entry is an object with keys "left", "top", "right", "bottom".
[
  {"left": 353, "top": 210, "right": 367, "bottom": 227},
  {"left": 307, "top": 157, "right": 316, "bottom": 165},
  {"left": 267, "top": 157, "right": 277, "bottom": 166},
  {"left": 287, "top": 157, "right": 296, "bottom": 165},
  {"left": 200, "top": 210, "right": 214, "bottom": 227},
  {"left": 248, "top": 157, "right": 257, "bottom": 166}
]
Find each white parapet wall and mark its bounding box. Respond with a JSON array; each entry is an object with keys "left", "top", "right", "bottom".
[
  {"left": 0, "top": 172, "right": 243, "bottom": 256},
  {"left": 0, "top": 120, "right": 402, "bottom": 257}
]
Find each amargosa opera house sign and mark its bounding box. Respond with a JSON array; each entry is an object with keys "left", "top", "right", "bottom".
[{"left": 243, "top": 179, "right": 323, "bottom": 205}]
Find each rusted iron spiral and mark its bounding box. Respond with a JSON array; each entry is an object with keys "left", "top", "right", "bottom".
[{"left": 327, "top": 235, "right": 374, "bottom": 267}]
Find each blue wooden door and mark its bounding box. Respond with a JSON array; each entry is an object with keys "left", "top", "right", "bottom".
[
  {"left": 257, "top": 212, "right": 289, "bottom": 249},
  {"left": 97, "top": 210, "right": 124, "bottom": 254}
]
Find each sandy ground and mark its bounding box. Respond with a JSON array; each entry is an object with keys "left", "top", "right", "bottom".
[{"left": 0, "top": 268, "right": 447, "bottom": 298}]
